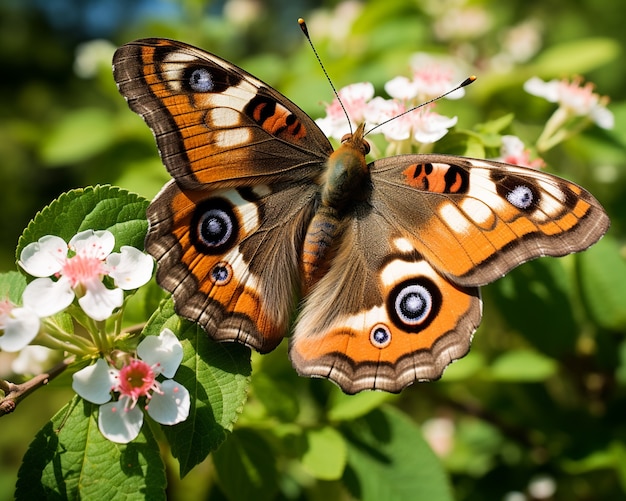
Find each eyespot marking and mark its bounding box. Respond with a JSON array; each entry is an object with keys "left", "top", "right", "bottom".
[{"left": 370, "top": 324, "right": 392, "bottom": 348}]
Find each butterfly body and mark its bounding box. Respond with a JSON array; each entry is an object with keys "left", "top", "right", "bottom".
[{"left": 113, "top": 38, "right": 609, "bottom": 393}]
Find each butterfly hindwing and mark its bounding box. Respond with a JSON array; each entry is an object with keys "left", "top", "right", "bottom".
[
  {"left": 146, "top": 180, "right": 317, "bottom": 353},
  {"left": 289, "top": 209, "right": 481, "bottom": 394}
]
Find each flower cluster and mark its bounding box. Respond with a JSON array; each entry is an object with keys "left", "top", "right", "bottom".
[
  {"left": 72, "top": 329, "right": 190, "bottom": 443},
  {"left": 0, "top": 229, "right": 191, "bottom": 444},
  {"left": 315, "top": 53, "right": 463, "bottom": 153},
  {"left": 524, "top": 76, "right": 614, "bottom": 152}
]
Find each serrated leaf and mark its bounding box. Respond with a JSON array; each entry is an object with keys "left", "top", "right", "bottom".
[
  {"left": 212, "top": 428, "right": 279, "bottom": 501},
  {"left": 301, "top": 426, "right": 347, "bottom": 480},
  {"left": 16, "top": 396, "right": 166, "bottom": 500},
  {"left": 144, "top": 298, "right": 252, "bottom": 476},
  {"left": 578, "top": 235, "right": 626, "bottom": 330},
  {"left": 488, "top": 349, "right": 557, "bottom": 382},
  {"left": 342, "top": 406, "right": 453, "bottom": 501},
  {"left": 17, "top": 185, "right": 149, "bottom": 260}
]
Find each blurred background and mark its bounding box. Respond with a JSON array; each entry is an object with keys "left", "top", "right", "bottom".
[{"left": 1, "top": 0, "right": 625, "bottom": 500}]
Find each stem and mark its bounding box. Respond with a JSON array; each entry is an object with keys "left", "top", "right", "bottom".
[{"left": 0, "top": 355, "right": 75, "bottom": 417}]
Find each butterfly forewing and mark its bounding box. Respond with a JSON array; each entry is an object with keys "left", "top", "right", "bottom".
[
  {"left": 113, "top": 39, "right": 333, "bottom": 191},
  {"left": 369, "top": 155, "right": 610, "bottom": 286}
]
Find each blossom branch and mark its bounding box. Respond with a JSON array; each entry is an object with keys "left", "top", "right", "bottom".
[{"left": 0, "top": 355, "right": 75, "bottom": 417}]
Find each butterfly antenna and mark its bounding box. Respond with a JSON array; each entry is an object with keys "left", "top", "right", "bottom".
[
  {"left": 299, "top": 18, "right": 353, "bottom": 134},
  {"left": 364, "top": 75, "right": 477, "bottom": 136}
]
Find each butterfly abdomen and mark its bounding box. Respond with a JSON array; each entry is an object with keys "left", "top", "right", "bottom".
[{"left": 302, "top": 124, "right": 372, "bottom": 288}]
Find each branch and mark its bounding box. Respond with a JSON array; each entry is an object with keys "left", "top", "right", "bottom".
[{"left": 0, "top": 356, "right": 75, "bottom": 417}]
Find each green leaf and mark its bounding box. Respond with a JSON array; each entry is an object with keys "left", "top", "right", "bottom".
[
  {"left": 530, "top": 38, "right": 621, "bottom": 76},
  {"left": 212, "top": 428, "right": 279, "bottom": 501},
  {"left": 578, "top": 235, "right": 626, "bottom": 330},
  {"left": 487, "top": 349, "right": 558, "bottom": 382},
  {"left": 0, "top": 271, "right": 27, "bottom": 302},
  {"left": 17, "top": 185, "right": 149, "bottom": 259},
  {"left": 15, "top": 396, "right": 166, "bottom": 500},
  {"left": 40, "top": 108, "right": 117, "bottom": 166},
  {"left": 327, "top": 388, "right": 394, "bottom": 422},
  {"left": 251, "top": 371, "right": 300, "bottom": 422},
  {"left": 487, "top": 258, "right": 579, "bottom": 357},
  {"left": 439, "top": 351, "right": 486, "bottom": 381},
  {"left": 475, "top": 113, "right": 515, "bottom": 135},
  {"left": 342, "top": 406, "right": 453, "bottom": 501},
  {"left": 144, "top": 298, "right": 252, "bottom": 476},
  {"left": 300, "top": 426, "right": 347, "bottom": 480}
]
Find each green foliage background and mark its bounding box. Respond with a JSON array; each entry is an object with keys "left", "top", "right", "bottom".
[{"left": 1, "top": 0, "right": 625, "bottom": 500}]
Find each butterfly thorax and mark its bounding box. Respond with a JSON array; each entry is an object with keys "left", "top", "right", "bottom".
[{"left": 302, "top": 123, "right": 371, "bottom": 290}]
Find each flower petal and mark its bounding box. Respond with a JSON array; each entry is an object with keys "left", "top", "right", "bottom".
[
  {"left": 0, "top": 307, "right": 40, "bottom": 352},
  {"left": 11, "top": 345, "right": 58, "bottom": 374},
  {"left": 22, "top": 277, "right": 75, "bottom": 317},
  {"left": 19, "top": 235, "right": 68, "bottom": 277},
  {"left": 146, "top": 379, "right": 190, "bottom": 425},
  {"left": 137, "top": 328, "right": 183, "bottom": 378},
  {"left": 70, "top": 230, "right": 115, "bottom": 260},
  {"left": 78, "top": 280, "right": 123, "bottom": 321},
  {"left": 98, "top": 400, "right": 143, "bottom": 443},
  {"left": 106, "top": 246, "right": 154, "bottom": 290},
  {"left": 591, "top": 105, "right": 614, "bottom": 129},
  {"left": 72, "top": 358, "right": 115, "bottom": 404}
]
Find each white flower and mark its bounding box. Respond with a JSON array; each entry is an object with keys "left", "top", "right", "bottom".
[
  {"left": 385, "top": 53, "right": 466, "bottom": 102},
  {"left": 19, "top": 230, "right": 154, "bottom": 321},
  {"left": 524, "top": 76, "right": 614, "bottom": 129},
  {"left": 497, "top": 135, "right": 545, "bottom": 169},
  {"left": 366, "top": 98, "right": 457, "bottom": 145},
  {"left": 11, "top": 345, "right": 58, "bottom": 374},
  {"left": 72, "top": 329, "right": 190, "bottom": 443},
  {"left": 0, "top": 298, "right": 40, "bottom": 352},
  {"left": 315, "top": 82, "right": 375, "bottom": 140}
]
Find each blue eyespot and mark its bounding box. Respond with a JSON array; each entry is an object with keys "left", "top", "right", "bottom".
[
  {"left": 191, "top": 198, "right": 239, "bottom": 255},
  {"left": 189, "top": 67, "right": 214, "bottom": 92},
  {"left": 210, "top": 262, "right": 232, "bottom": 285},
  {"left": 370, "top": 324, "right": 391, "bottom": 348},
  {"left": 395, "top": 283, "right": 432, "bottom": 325},
  {"left": 506, "top": 185, "right": 534, "bottom": 209}
]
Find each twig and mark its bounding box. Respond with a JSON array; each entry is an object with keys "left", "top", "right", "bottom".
[{"left": 0, "top": 356, "right": 75, "bottom": 417}]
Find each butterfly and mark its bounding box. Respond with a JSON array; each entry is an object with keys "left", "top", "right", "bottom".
[{"left": 113, "top": 38, "right": 610, "bottom": 394}]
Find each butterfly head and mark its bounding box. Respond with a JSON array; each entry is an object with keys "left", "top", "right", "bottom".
[{"left": 339, "top": 122, "right": 371, "bottom": 157}]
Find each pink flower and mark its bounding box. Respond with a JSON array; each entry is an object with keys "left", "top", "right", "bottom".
[
  {"left": 366, "top": 98, "right": 458, "bottom": 145},
  {"left": 0, "top": 298, "right": 40, "bottom": 352},
  {"left": 315, "top": 82, "right": 374, "bottom": 140},
  {"left": 524, "top": 76, "right": 613, "bottom": 129},
  {"left": 497, "top": 135, "right": 545, "bottom": 169},
  {"left": 385, "top": 53, "right": 467, "bottom": 102},
  {"left": 72, "top": 329, "right": 190, "bottom": 443},
  {"left": 19, "top": 230, "right": 153, "bottom": 321}
]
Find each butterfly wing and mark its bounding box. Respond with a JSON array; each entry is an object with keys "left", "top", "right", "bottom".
[
  {"left": 113, "top": 39, "right": 333, "bottom": 352},
  {"left": 289, "top": 155, "right": 609, "bottom": 393},
  {"left": 147, "top": 181, "right": 316, "bottom": 352},
  {"left": 369, "top": 155, "right": 610, "bottom": 285},
  {"left": 289, "top": 203, "right": 481, "bottom": 394},
  {"left": 113, "top": 38, "right": 333, "bottom": 190}
]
